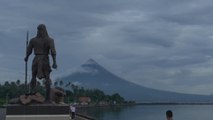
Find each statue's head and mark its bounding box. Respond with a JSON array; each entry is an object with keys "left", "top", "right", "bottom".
[{"left": 37, "top": 24, "right": 49, "bottom": 38}]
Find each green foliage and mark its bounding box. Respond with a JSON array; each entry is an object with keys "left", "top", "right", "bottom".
[
  {"left": 0, "top": 99, "right": 6, "bottom": 106},
  {"left": 0, "top": 80, "right": 24, "bottom": 99},
  {"left": 0, "top": 80, "right": 46, "bottom": 105},
  {"left": 111, "top": 93, "right": 125, "bottom": 103},
  {"left": 65, "top": 84, "right": 125, "bottom": 104},
  {"left": 0, "top": 80, "right": 126, "bottom": 105}
]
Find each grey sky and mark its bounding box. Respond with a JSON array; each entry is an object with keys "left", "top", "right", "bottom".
[{"left": 1, "top": 0, "right": 213, "bottom": 95}]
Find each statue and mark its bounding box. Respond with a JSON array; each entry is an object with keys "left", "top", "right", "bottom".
[{"left": 24, "top": 24, "right": 57, "bottom": 102}]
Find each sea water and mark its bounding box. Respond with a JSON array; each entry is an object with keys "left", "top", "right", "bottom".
[
  {"left": 1, "top": 105, "right": 213, "bottom": 120},
  {"left": 79, "top": 105, "right": 213, "bottom": 120}
]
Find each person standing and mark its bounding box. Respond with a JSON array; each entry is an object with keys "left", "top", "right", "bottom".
[
  {"left": 24, "top": 24, "right": 57, "bottom": 102},
  {"left": 166, "top": 110, "right": 173, "bottom": 120},
  {"left": 70, "top": 104, "right": 76, "bottom": 119}
]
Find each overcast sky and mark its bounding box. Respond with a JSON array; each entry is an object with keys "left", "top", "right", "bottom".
[{"left": 1, "top": 0, "right": 213, "bottom": 95}]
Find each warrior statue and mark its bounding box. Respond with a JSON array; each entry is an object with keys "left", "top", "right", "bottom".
[{"left": 24, "top": 24, "right": 57, "bottom": 102}]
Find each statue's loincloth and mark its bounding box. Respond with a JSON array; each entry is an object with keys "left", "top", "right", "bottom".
[{"left": 32, "top": 55, "right": 51, "bottom": 79}]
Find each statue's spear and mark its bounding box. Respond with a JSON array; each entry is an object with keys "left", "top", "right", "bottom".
[{"left": 25, "top": 31, "right": 29, "bottom": 90}]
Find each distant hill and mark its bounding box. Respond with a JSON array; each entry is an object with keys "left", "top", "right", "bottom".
[{"left": 57, "top": 59, "right": 213, "bottom": 102}]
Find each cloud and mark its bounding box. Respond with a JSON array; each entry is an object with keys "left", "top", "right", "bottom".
[{"left": 1, "top": 0, "right": 213, "bottom": 95}]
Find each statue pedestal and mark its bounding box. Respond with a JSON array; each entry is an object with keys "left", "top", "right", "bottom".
[{"left": 6, "top": 104, "right": 69, "bottom": 115}]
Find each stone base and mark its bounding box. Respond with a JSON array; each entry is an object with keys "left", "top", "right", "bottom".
[{"left": 6, "top": 104, "right": 69, "bottom": 115}]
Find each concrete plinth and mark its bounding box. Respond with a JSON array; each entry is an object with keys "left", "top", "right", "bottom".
[{"left": 6, "top": 104, "right": 69, "bottom": 115}]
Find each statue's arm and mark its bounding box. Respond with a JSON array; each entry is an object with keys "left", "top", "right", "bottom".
[
  {"left": 24, "top": 40, "right": 33, "bottom": 62},
  {"left": 50, "top": 39, "right": 57, "bottom": 69},
  {"left": 51, "top": 54, "right": 57, "bottom": 69}
]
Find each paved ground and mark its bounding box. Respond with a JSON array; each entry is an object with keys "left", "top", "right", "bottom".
[
  {"left": 2, "top": 108, "right": 93, "bottom": 120},
  {"left": 6, "top": 115, "right": 87, "bottom": 120},
  {"left": 0, "top": 108, "right": 6, "bottom": 120}
]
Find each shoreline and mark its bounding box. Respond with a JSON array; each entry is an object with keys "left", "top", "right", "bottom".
[
  {"left": 134, "top": 102, "right": 213, "bottom": 105},
  {"left": 2, "top": 101, "right": 213, "bottom": 108},
  {"left": 76, "top": 102, "right": 213, "bottom": 108}
]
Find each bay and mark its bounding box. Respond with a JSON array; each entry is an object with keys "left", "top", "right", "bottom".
[
  {"left": 1, "top": 105, "right": 213, "bottom": 120},
  {"left": 79, "top": 105, "right": 213, "bottom": 120}
]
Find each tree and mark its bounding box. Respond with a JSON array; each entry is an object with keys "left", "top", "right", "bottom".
[
  {"left": 111, "top": 93, "right": 124, "bottom": 104},
  {"left": 4, "top": 81, "right": 10, "bottom": 86},
  {"left": 16, "top": 80, "right": 21, "bottom": 86},
  {"left": 59, "top": 80, "right": 63, "bottom": 86},
  {"left": 54, "top": 81, "right": 58, "bottom": 87}
]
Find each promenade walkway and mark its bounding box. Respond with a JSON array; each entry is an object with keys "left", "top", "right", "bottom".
[{"left": 6, "top": 114, "right": 88, "bottom": 120}]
